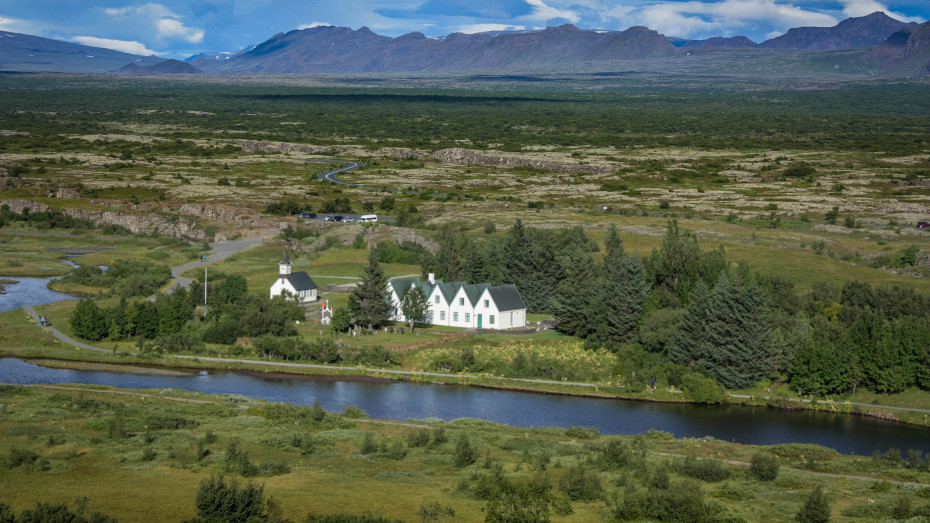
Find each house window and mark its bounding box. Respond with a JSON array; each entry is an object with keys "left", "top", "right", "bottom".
[
  {"left": 428, "top": 311, "right": 434, "bottom": 321},
  {"left": 510, "top": 312, "right": 514, "bottom": 325},
  {"left": 489, "top": 315, "right": 495, "bottom": 325},
  {"left": 465, "top": 313, "right": 470, "bottom": 323},
  {"left": 435, "top": 295, "right": 439, "bottom": 304},
  {"left": 440, "top": 311, "right": 446, "bottom": 321},
  {"left": 484, "top": 299, "right": 489, "bottom": 308},
  {"left": 453, "top": 312, "right": 459, "bottom": 322},
  {"left": 459, "top": 297, "right": 464, "bottom": 306}
]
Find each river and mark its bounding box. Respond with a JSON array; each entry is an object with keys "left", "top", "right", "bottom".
[{"left": 1, "top": 358, "right": 927, "bottom": 456}]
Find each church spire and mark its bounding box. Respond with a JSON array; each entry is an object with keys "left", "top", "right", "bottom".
[{"left": 279, "top": 249, "right": 292, "bottom": 277}]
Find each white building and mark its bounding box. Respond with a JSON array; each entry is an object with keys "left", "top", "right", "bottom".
[
  {"left": 387, "top": 273, "right": 526, "bottom": 330},
  {"left": 269, "top": 250, "right": 318, "bottom": 303}
]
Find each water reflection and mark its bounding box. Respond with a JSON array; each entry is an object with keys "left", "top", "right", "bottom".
[{"left": 1, "top": 358, "right": 927, "bottom": 455}]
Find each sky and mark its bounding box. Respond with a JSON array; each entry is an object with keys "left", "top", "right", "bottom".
[{"left": 1, "top": 0, "right": 928, "bottom": 58}]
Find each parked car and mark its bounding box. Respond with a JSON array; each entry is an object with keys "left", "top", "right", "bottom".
[
  {"left": 359, "top": 214, "right": 378, "bottom": 223},
  {"left": 919, "top": 221, "right": 930, "bottom": 229},
  {"left": 344, "top": 217, "right": 356, "bottom": 223},
  {"left": 324, "top": 215, "right": 335, "bottom": 222},
  {"left": 297, "top": 212, "right": 317, "bottom": 219},
  {"left": 332, "top": 215, "right": 344, "bottom": 222}
]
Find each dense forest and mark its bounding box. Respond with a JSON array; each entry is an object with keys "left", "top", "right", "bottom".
[{"left": 417, "top": 220, "right": 930, "bottom": 396}]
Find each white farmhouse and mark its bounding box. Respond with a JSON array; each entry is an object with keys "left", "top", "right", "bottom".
[
  {"left": 387, "top": 273, "right": 526, "bottom": 330},
  {"left": 269, "top": 250, "right": 318, "bottom": 303}
]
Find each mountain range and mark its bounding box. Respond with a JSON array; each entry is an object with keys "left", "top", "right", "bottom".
[{"left": 1, "top": 11, "right": 928, "bottom": 77}]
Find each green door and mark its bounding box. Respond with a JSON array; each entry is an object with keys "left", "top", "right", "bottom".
[{"left": 477, "top": 314, "right": 482, "bottom": 328}]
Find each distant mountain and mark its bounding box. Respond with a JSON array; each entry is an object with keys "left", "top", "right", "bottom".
[
  {"left": 870, "top": 21, "right": 930, "bottom": 76},
  {"left": 111, "top": 59, "right": 203, "bottom": 75},
  {"left": 669, "top": 36, "right": 757, "bottom": 48},
  {"left": 212, "top": 24, "right": 676, "bottom": 74},
  {"left": 761, "top": 11, "right": 908, "bottom": 49},
  {"left": 0, "top": 30, "right": 160, "bottom": 73}
]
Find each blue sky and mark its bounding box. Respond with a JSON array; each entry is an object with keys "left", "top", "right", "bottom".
[{"left": 1, "top": 0, "right": 927, "bottom": 58}]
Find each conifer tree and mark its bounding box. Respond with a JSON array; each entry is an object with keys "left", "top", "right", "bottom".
[
  {"left": 552, "top": 245, "right": 599, "bottom": 338},
  {"left": 601, "top": 224, "right": 648, "bottom": 345},
  {"left": 349, "top": 253, "right": 391, "bottom": 330},
  {"left": 437, "top": 225, "right": 465, "bottom": 281},
  {"left": 669, "top": 280, "right": 711, "bottom": 364},
  {"left": 701, "top": 273, "right": 774, "bottom": 388}
]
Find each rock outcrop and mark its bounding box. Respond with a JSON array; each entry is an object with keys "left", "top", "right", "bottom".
[{"left": 1, "top": 199, "right": 211, "bottom": 241}]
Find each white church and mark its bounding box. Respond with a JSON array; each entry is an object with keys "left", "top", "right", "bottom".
[
  {"left": 269, "top": 250, "right": 318, "bottom": 303},
  {"left": 387, "top": 273, "right": 526, "bottom": 330}
]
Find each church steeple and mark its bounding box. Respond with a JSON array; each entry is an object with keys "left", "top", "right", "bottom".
[{"left": 279, "top": 249, "right": 292, "bottom": 277}]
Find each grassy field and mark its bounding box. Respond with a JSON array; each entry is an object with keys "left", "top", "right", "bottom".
[{"left": 1, "top": 385, "right": 929, "bottom": 522}]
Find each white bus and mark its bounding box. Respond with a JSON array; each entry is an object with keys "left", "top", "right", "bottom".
[{"left": 359, "top": 214, "right": 378, "bottom": 223}]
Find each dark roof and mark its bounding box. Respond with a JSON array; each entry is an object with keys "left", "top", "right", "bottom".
[
  {"left": 285, "top": 271, "right": 317, "bottom": 291},
  {"left": 390, "top": 278, "right": 420, "bottom": 298},
  {"left": 463, "top": 283, "right": 490, "bottom": 306},
  {"left": 280, "top": 249, "right": 291, "bottom": 265},
  {"left": 488, "top": 284, "right": 526, "bottom": 311}
]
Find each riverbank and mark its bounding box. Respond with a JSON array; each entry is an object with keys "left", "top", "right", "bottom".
[
  {"left": 15, "top": 349, "right": 930, "bottom": 430},
  {"left": 1, "top": 383, "right": 929, "bottom": 522}
]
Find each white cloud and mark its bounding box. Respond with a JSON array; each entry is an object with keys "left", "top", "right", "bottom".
[
  {"left": 0, "top": 14, "right": 42, "bottom": 34},
  {"left": 837, "top": 0, "right": 923, "bottom": 22},
  {"left": 454, "top": 23, "right": 528, "bottom": 34},
  {"left": 104, "top": 3, "right": 178, "bottom": 20},
  {"left": 297, "top": 22, "right": 334, "bottom": 30},
  {"left": 104, "top": 3, "right": 205, "bottom": 43},
  {"left": 524, "top": 0, "right": 580, "bottom": 23},
  {"left": 71, "top": 36, "right": 158, "bottom": 55},
  {"left": 604, "top": 0, "right": 840, "bottom": 38},
  {"left": 157, "top": 18, "right": 204, "bottom": 42}
]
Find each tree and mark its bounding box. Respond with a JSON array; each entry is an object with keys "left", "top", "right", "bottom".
[
  {"left": 600, "top": 224, "right": 648, "bottom": 346},
  {"left": 125, "top": 300, "right": 159, "bottom": 339},
  {"left": 400, "top": 285, "right": 428, "bottom": 330},
  {"left": 378, "top": 195, "right": 395, "bottom": 212},
  {"left": 157, "top": 287, "right": 193, "bottom": 336},
  {"left": 674, "top": 273, "right": 774, "bottom": 389},
  {"left": 796, "top": 486, "right": 830, "bottom": 523},
  {"left": 349, "top": 253, "right": 391, "bottom": 330},
  {"left": 221, "top": 275, "right": 248, "bottom": 303},
  {"left": 552, "top": 245, "right": 599, "bottom": 338},
  {"left": 194, "top": 474, "right": 267, "bottom": 523},
  {"left": 436, "top": 225, "right": 465, "bottom": 282},
  {"left": 453, "top": 433, "right": 477, "bottom": 467},
  {"left": 485, "top": 475, "right": 553, "bottom": 523},
  {"left": 70, "top": 299, "right": 108, "bottom": 341}
]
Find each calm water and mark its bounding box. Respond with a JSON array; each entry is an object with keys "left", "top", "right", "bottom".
[
  {"left": 0, "top": 277, "right": 76, "bottom": 312},
  {"left": 1, "top": 358, "right": 927, "bottom": 455}
]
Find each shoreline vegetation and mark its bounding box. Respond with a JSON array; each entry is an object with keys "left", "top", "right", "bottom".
[
  {"left": 2, "top": 382, "right": 930, "bottom": 522},
  {"left": 13, "top": 354, "right": 930, "bottom": 429}
]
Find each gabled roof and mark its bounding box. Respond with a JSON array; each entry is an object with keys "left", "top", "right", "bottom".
[
  {"left": 390, "top": 278, "right": 421, "bottom": 298},
  {"left": 285, "top": 271, "right": 316, "bottom": 291},
  {"left": 488, "top": 284, "right": 526, "bottom": 312},
  {"left": 437, "top": 281, "right": 464, "bottom": 303},
  {"left": 463, "top": 283, "right": 491, "bottom": 307}
]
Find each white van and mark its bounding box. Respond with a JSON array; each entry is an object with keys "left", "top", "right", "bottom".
[{"left": 359, "top": 214, "right": 378, "bottom": 223}]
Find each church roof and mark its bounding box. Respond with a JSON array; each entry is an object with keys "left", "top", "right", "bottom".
[
  {"left": 280, "top": 249, "right": 291, "bottom": 265},
  {"left": 284, "top": 271, "right": 316, "bottom": 291}
]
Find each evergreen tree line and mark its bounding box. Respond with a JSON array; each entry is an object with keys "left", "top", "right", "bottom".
[
  {"left": 424, "top": 219, "right": 930, "bottom": 393},
  {"left": 70, "top": 273, "right": 303, "bottom": 352}
]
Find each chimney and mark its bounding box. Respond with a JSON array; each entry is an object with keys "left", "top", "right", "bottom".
[{"left": 428, "top": 272, "right": 435, "bottom": 284}]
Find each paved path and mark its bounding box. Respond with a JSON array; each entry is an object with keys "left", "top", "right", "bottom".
[
  {"left": 24, "top": 305, "right": 112, "bottom": 353},
  {"left": 170, "top": 234, "right": 271, "bottom": 290}
]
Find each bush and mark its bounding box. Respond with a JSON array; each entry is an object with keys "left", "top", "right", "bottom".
[
  {"left": 5, "top": 448, "right": 39, "bottom": 468},
  {"left": 194, "top": 474, "right": 266, "bottom": 522},
  {"left": 676, "top": 455, "right": 730, "bottom": 482},
  {"left": 750, "top": 452, "right": 780, "bottom": 481},
  {"left": 796, "top": 485, "right": 831, "bottom": 523},
  {"left": 681, "top": 373, "right": 725, "bottom": 404},
  {"left": 453, "top": 434, "right": 477, "bottom": 467},
  {"left": 559, "top": 465, "right": 603, "bottom": 501}
]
